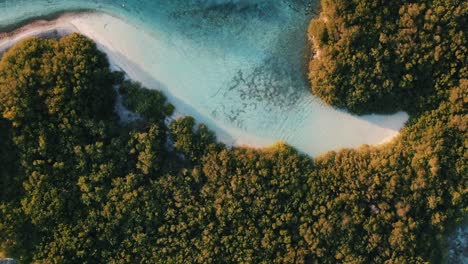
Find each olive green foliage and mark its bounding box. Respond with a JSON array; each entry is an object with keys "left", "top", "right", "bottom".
[
  {"left": 308, "top": 0, "right": 467, "bottom": 114},
  {"left": 170, "top": 117, "right": 216, "bottom": 164},
  {"left": 0, "top": 34, "right": 120, "bottom": 262},
  {"left": 119, "top": 80, "right": 174, "bottom": 121},
  {"left": 0, "top": 35, "right": 313, "bottom": 263},
  {"left": 0, "top": 24, "right": 466, "bottom": 264},
  {"left": 0, "top": 118, "right": 18, "bottom": 202},
  {"left": 301, "top": 83, "right": 467, "bottom": 262}
]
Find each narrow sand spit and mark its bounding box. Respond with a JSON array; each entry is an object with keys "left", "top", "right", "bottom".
[{"left": 0, "top": 12, "right": 409, "bottom": 157}]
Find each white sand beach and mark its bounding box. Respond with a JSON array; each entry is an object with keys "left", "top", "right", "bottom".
[{"left": 0, "top": 12, "right": 409, "bottom": 157}]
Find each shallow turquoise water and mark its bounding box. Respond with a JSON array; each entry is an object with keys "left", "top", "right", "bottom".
[{"left": 0, "top": 0, "right": 408, "bottom": 156}]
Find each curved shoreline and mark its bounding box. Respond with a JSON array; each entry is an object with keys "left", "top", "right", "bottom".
[
  {"left": 0, "top": 9, "right": 96, "bottom": 33},
  {"left": 0, "top": 13, "right": 76, "bottom": 54},
  {"left": 0, "top": 11, "right": 275, "bottom": 149},
  {"left": 0, "top": 11, "right": 409, "bottom": 157}
]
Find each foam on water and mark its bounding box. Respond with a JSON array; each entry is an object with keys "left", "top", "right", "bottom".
[{"left": 0, "top": 1, "right": 408, "bottom": 156}]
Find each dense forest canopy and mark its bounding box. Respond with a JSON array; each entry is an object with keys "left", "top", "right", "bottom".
[
  {"left": 0, "top": 0, "right": 466, "bottom": 261},
  {"left": 308, "top": 0, "right": 467, "bottom": 115}
]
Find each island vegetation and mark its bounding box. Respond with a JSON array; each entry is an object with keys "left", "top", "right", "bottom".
[
  {"left": 308, "top": 0, "right": 466, "bottom": 115},
  {"left": 0, "top": 0, "right": 466, "bottom": 261}
]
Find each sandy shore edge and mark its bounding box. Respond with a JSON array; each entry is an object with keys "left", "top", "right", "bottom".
[
  {"left": 0, "top": 11, "right": 243, "bottom": 148},
  {"left": 0, "top": 11, "right": 408, "bottom": 156},
  {"left": 0, "top": 12, "right": 84, "bottom": 55}
]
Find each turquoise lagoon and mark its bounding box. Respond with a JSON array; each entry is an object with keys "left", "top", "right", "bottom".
[{"left": 0, "top": 0, "right": 408, "bottom": 156}]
